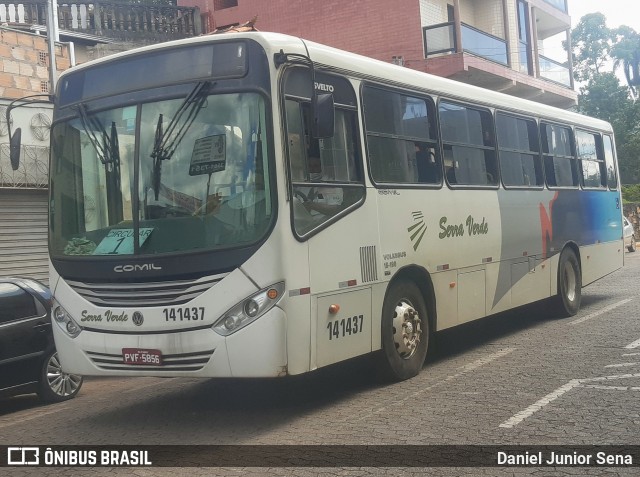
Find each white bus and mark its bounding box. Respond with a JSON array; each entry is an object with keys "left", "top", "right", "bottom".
[{"left": 41, "top": 32, "right": 623, "bottom": 382}]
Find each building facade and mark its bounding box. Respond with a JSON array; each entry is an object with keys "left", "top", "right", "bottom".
[
  {"left": 0, "top": 27, "right": 73, "bottom": 284},
  {"left": 181, "top": 0, "right": 576, "bottom": 108}
]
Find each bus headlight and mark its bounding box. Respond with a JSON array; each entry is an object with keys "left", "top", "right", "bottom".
[
  {"left": 52, "top": 303, "right": 83, "bottom": 338},
  {"left": 213, "top": 282, "right": 285, "bottom": 336}
]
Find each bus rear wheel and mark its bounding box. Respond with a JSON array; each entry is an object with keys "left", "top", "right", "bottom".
[
  {"left": 551, "top": 248, "right": 582, "bottom": 317},
  {"left": 379, "top": 280, "right": 429, "bottom": 381}
]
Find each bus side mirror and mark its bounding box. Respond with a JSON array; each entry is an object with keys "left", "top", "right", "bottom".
[
  {"left": 9, "top": 128, "right": 22, "bottom": 171},
  {"left": 312, "top": 93, "right": 334, "bottom": 138}
]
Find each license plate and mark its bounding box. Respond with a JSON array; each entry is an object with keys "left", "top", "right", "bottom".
[{"left": 122, "top": 348, "right": 162, "bottom": 366}]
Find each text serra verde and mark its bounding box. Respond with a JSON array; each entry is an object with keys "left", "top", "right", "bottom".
[
  {"left": 81, "top": 310, "right": 128, "bottom": 322},
  {"left": 439, "top": 215, "right": 489, "bottom": 239}
]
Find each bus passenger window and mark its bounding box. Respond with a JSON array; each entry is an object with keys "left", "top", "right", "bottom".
[
  {"left": 496, "top": 112, "right": 542, "bottom": 188},
  {"left": 603, "top": 135, "right": 617, "bottom": 189},
  {"left": 542, "top": 123, "right": 578, "bottom": 188},
  {"left": 439, "top": 101, "right": 497, "bottom": 187},
  {"left": 363, "top": 86, "right": 440, "bottom": 185},
  {"left": 576, "top": 130, "right": 606, "bottom": 189}
]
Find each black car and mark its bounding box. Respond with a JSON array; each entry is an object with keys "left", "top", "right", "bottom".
[{"left": 0, "top": 277, "right": 83, "bottom": 402}]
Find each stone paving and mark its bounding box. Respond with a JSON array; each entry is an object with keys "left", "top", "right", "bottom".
[{"left": 2, "top": 252, "right": 640, "bottom": 476}]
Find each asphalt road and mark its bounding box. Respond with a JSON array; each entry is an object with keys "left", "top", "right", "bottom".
[{"left": 2, "top": 250, "right": 640, "bottom": 476}]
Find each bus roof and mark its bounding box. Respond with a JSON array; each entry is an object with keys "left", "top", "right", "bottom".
[{"left": 59, "top": 31, "right": 611, "bottom": 133}]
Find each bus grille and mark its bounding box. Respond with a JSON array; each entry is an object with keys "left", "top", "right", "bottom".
[
  {"left": 86, "top": 349, "right": 215, "bottom": 372},
  {"left": 66, "top": 273, "right": 228, "bottom": 307}
]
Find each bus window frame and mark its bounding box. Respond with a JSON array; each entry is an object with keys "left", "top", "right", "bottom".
[
  {"left": 437, "top": 98, "right": 500, "bottom": 190},
  {"left": 360, "top": 83, "right": 443, "bottom": 190},
  {"left": 540, "top": 120, "right": 579, "bottom": 190},
  {"left": 602, "top": 134, "right": 619, "bottom": 191},
  {"left": 280, "top": 68, "right": 366, "bottom": 242},
  {"left": 494, "top": 110, "right": 545, "bottom": 190},
  {"left": 575, "top": 128, "right": 607, "bottom": 190}
]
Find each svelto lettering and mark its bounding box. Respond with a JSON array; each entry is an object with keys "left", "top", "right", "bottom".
[{"left": 314, "top": 82, "right": 334, "bottom": 92}]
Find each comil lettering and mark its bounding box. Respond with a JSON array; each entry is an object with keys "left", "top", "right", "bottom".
[{"left": 114, "top": 263, "right": 162, "bottom": 273}]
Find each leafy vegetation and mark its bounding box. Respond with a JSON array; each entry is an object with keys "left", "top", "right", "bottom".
[
  {"left": 567, "top": 13, "right": 640, "bottom": 194},
  {"left": 622, "top": 184, "right": 640, "bottom": 203}
]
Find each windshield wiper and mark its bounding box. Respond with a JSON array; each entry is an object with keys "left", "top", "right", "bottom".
[
  {"left": 151, "top": 81, "right": 211, "bottom": 200},
  {"left": 74, "top": 103, "right": 123, "bottom": 223},
  {"left": 105, "top": 121, "right": 123, "bottom": 224},
  {"left": 75, "top": 103, "right": 118, "bottom": 165}
]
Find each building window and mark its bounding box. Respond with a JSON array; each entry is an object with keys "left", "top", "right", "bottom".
[
  {"left": 517, "top": 0, "right": 531, "bottom": 75},
  {"left": 214, "top": 0, "right": 238, "bottom": 10}
]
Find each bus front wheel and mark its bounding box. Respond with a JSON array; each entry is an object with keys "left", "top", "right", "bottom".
[
  {"left": 379, "top": 280, "right": 429, "bottom": 381},
  {"left": 551, "top": 248, "right": 582, "bottom": 317}
]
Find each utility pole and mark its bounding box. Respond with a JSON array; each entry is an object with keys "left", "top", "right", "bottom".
[{"left": 46, "top": 0, "right": 60, "bottom": 92}]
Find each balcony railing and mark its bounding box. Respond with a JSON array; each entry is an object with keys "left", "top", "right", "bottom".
[
  {"left": 423, "top": 21, "right": 456, "bottom": 56},
  {"left": 461, "top": 23, "right": 507, "bottom": 66},
  {"left": 0, "top": 1, "right": 200, "bottom": 40},
  {"left": 424, "top": 22, "right": 572, "bottom": 87},
  {"left": 539, "top": 54, "right": 571, "bottom": 86},
  {"left": 423, "top": 22, "right": 507, "bottom": 66}
]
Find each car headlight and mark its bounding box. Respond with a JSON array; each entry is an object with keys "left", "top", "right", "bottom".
[
  {"left": 213, "top": 282, "right": 285, "bottom": 336},
  {"left": 52, "top": 302, "right": 83, "bottom": 338}
]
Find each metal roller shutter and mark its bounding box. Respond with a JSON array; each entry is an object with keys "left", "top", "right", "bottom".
[{"left": 0, "top": 189, "right": 49, "bottom": 285}]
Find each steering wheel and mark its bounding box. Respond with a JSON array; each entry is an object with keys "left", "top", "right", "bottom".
[{"left": 294, "top": 190, "right": 309, "bottom": 202}]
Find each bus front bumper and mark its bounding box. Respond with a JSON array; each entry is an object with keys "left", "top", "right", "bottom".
[{"left": 52, "top": 307, "right": 287, "bottom": 378}]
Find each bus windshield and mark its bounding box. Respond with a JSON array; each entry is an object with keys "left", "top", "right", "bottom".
[{"left": 49, "top": 90, "right": 273, "bottom": 258}]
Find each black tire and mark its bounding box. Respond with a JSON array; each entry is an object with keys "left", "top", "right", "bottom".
[
  {"left": 379, "top": 280, "right": 429, "bottom": 381},
  {"left": 551, "top": 248, "right": 582, "bottom": 317},
  {"left": 37, "top": 350, "right": 83, "bottom": 403},
  {"left": 629, "top": 237, "right": 636, "bottom": 253}
]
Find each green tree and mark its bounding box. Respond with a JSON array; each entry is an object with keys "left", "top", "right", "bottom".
[
  {"left": 622, "top": 184, "right": 640, "bottom": 202},
  {"left": 568, "top": 13, "right": 615, "bottom": 83},
  {"left": 569, "top": 13, "right": 640, "bottom": 185},
  {"left": 610, "top": 25, "right": 640, "bottom": 99},
  {"left": 576, "top": 72, "right": 629, "bottom": 121}
]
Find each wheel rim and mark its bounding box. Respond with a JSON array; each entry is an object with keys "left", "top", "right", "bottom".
[
  {"left": 391, "top": 299, "right": 422, "bottom": 359},
  {"left": 46, "top": 352, "right": 82, "bottom": 397},
  {"left": 563, "top": 261, "right": 577, "bottom": 303}
]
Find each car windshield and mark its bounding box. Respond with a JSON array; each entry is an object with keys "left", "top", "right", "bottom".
[{"left": 49, "top": 91, "right": 273, "bottom": 257}]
